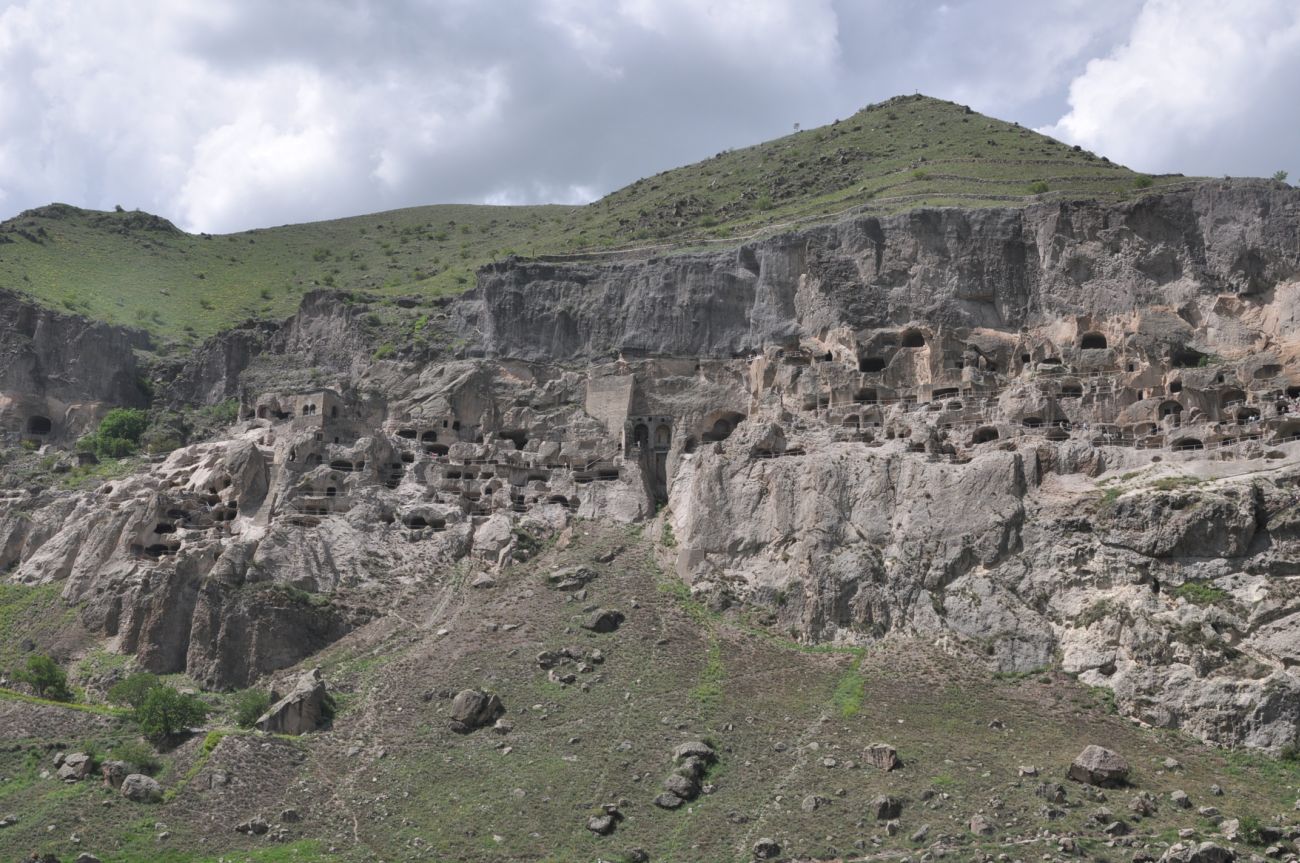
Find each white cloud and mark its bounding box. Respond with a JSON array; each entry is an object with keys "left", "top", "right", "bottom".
[{"left": 1042, "top": 0, "right": 1300, "bottom": 176}]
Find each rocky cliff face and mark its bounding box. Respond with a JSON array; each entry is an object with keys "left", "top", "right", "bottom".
[
  {"left": 0, "top": 289, "right": 152, "bottom": 443},
  {"left": 4, "top": 181, "right": 1300, "bottom": 750}
]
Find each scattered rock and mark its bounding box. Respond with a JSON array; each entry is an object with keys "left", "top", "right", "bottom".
[
  {"left": 1035, "top": 782, "right": 1067, "bottom": 804},
  {"left": 1067, "top": 745, "right": 1130, "bottom": 787},
  {"left": 448, "top": 689, "right": 505, "bottom": 734},
  {"left": 753, "top": 837, "right": 781, "bottom": 860},
  {"left": 120, "top": 774, "right": 162, "bottom": 804},
  {"left": 586, "top": 812, "right": 618, "bottom": 836},
  {"left": 664, "top": 773, "right": 699, "bottom": 800},
  {"left": 1018, "top": 765, "right": 1039, "bottom": 777},
  {"left": 100, "top": 761, "right": 128, "bottom": 789},
  {"left": 582, "top": 608, "right": 625, "bottom": 633},
  {"left": 1163, "top": 757, "right": 1182, "bottom": 770},
  {"left": 864, "top": 743, "right": 901, "bottom": 771},
  {"left": 653, "top": 792, "right": 683, "bottom": 810},
  {"left": 911, "top": 825, "right": 930, "bottom": 843},
  {"left": 470, "top": 573, "right": 497, "bottom": 589},
  {"left": 869, "top": 795, "right": 902, "bottom": 820},
  {"left": 1170, "top": 789, "right": 1191, "bottom": 809},
  {"left": 279, "top": 808, "right": 301, "bottom": 823},
  {"left": 1130, "top": 791, "right": 1157, "bottom": 816},
  {"left": 672, "top": 741, "right": 716, "bottom": 764},
  {"left": 235, "top": 816, "right": 270, "bottom": 836},
  {"left": 74, "top": 854, "right": 103, "bottom": 863},
  {"left": 57, "top": 752, "right": 93, "bottom": 782},
  {"left": 969, "top": 814, "right": 994, "bottom": 835},
  {"left": 1157, "top": 841, "right": 1235, "bottom": 863},
  {"left": 1209, "top": 784, "right": 1223, "bottom": 797},
  {"left": 800, "top": 794, "right": 825, "bottom": 812}
]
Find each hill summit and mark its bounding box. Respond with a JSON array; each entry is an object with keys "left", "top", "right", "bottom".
[{"left": 0, "top": 94, "right": 1183, "bottom": 342}]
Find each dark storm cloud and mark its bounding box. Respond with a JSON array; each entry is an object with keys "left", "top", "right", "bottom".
[{"left": 0, "top": 0, "right": 1293, "bottom": 233}]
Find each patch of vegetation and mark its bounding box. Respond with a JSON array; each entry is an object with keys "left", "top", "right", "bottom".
[
  {"left": 1152, "top": 475, "right": 1204, "bottom": 491},
  {"left": 109, "top": 739, "right": 162, "bottom": 775},
  {"left": 135, "top": 684, "right": 209, "bottom": 741},
  {"left": 107, "top": 671, "right": 162, "bottom": 709},
  {"left": 690, "top": 637, "right": 725, "bottom": 710},
  {"left": 233, "top": 688, "right": 272, "bottom": 728},
  {"left": 11, "top": 653, "right": 72, "bottom": 701},
  {"left": 831, "top": 660, "right": 866, "bottom": 718},
  {"left": 76, "top": 407, "right": 148, "bottom": 460},
  {"left": 1172, "top": 580, "right": 1229, "bottom": 606}
]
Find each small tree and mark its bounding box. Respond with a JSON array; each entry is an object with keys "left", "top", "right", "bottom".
[
  {"left": 107, "top": 672, "right": 161, "bottom": 709},
  {"left": 1272, "top": 169, "right": 1289, "bottom": 183},
  {"left": 12, "top": 654, "right": 72, "bottom": 701},
  {"left": 135, "top": 686, "right": 208, "bottom": 741}
]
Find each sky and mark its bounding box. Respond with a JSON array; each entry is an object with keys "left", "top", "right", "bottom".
[{"left": 0, "top": 0, "right": 1295, "bottom": 234}]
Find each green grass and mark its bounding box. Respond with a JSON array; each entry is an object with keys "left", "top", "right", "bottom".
[
  {"left": 0, "top": 95, "right": 1193, "bottom": 343},
  {"left": 830, "top": 658, "right": 866, "bottom": 718},
  {"left": 1173, "top": 580, "right": 1230, "bottom": 606}
]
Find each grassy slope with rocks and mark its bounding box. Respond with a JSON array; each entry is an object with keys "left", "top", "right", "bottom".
[
  {"left": 0, "top": 95, "right": 1192, "bottom": 344},
  {"left": 0, "top": 523, "right": 1294, "bottom": 863}
]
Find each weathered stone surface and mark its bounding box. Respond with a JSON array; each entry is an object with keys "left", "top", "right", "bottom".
[
  {"left": 869, "top": 794, "right": 902, "bottom": 820},
  {"left": 256, "top": 668, "right": 329, "bottom": 735},
  {"left": 864, "top": 743, "right": 901, "bottom": 771},
  {"left": 1067, "top": 745, "right": 1130, "bottom": 787},
  {"left": 100, "top": 760, "right": 128, "bottom": 789},
  {"left": 56, "top": 752, "right": 93, "bottom": 782},
  {"left": 581, "top": 608, "right": 625, "bottom": 633},
  {"left": 753, "top": 837, "right": 781, "bottom": 859},
  {"left": 1157, "top": 841, "right": 1235, "bottom": 863},
  {"left": 448, "top": 689, "right": 504, "bottom": 734},
  {"left": 120, "top": 773, "right": 162, "bottom": 803}
]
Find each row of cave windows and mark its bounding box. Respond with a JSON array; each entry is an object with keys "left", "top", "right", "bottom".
[
  {"left": 852, "top": 337, "right": 1287, "bottom": 376},
  {"left": 255, "top": 404, "right": 339, "bottom": 420},
  {"left": 854, "top": 332, "right": 1111, "bottom": 374},
  {"left": 843, "top": 383, "right": 1297, "bottom": 407}
]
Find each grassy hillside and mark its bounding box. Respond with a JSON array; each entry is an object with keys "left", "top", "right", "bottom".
[{"left": 0, "top": 94, "right": 1191, "bottom": 343}]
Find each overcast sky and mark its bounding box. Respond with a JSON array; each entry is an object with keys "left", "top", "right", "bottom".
[{"left": 0, "top": 0, "right": 1295, "bottom": 233}]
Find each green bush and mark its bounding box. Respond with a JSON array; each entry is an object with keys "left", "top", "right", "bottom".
[
  {"left": 1133, "top": 176, "right": 1154, "bottom": 189},
  {"left": 1272, "top": 169, "right": 1288, "bottom": 183},
  {"left": 107, "top": 672, "right": 161, "bottom": 708},
  {"left": 135, "top": 686, "right": 208, "bottom": 741},
  {"left": 110, "top": 739, "right": 161, "bottom": 775},
  {"left": 1028, "top": 180, "right": 1049, "bottom": 194},
  {"left": 12, "top": 653, "right": 72, "bottom": 701},
  {"left": 233, "top": 689, "right": 272, "bottom": 728},
  {"left": 79, "top": 408, "right": 149, "bottom": 460}
]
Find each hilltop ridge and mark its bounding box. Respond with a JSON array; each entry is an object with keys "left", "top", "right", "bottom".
[{"left": 0, "top": 94, "right": 1198, "bottom": 342}]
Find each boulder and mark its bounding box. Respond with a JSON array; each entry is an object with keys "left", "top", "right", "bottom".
[
  {"left": 255, "top": 668, "right": 330, "bottom": 735},
  {"left": 672, "top": 740, "right": 717, "bottom": 764},
  {"left": 56, "top": 752, "right": 94, "bottom": 782},
  {"left": 753, "top": 837, "right": 781, "bottom": 859},
  {"left": 653, "top": 792, "right": 684, "bottom": 810},
  {"left": 864, "top": 743, "right": 901, "bottom": 771},
  {"left": 1170, "top": 789, "right": 1192, "bottom": 808},
  {"left": 582, "top": 608, "right": 625, "bottom": 633},
  {"left": 236, "top": 816, "right": 270, "bottom": 835},
  {"left": 1157, "top": 842, "right": 1235, "bottom": 863},
  {"left": 969, "top": 814, "right": 994, "bottom": 835},
  {"left": 586, "top": 812, "right": 618, "bottom": 836},
  {"left": 100, "top": 760, "right": 129, "bottom": 789},
  {"left": 120, "top": 773, "right": 162, "bottom": 803},
  {"left": 1067, "top": 745, "right": 1129, "bottom": 787},
  {"left": 869, "top": 794, "right": 903, "bottom": 820},
  {"left": 663, "top": 773, "right": 699, "bottom": 800},
  {"left": 448, "top": 689, "right": 505, "bottom": 734}
]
